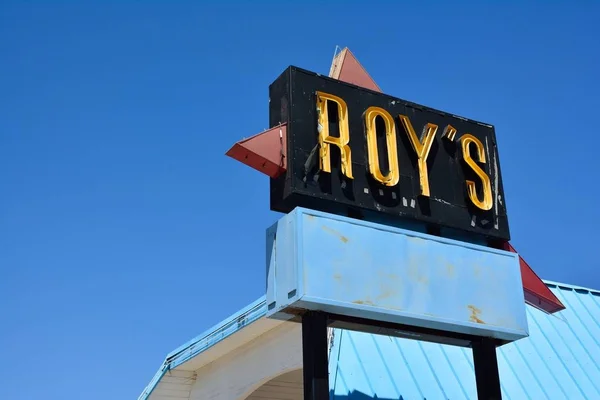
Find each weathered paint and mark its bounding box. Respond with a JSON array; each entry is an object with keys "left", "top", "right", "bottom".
[
  {"left": 139, "top": 282, "right": 600, "bottom": 400},
  {"left": 268, "top": 67, "right": 511, "bottom": 241},
  {"left": 266, "top": 208, "right": 528, "bottom": 342},
  {"left": 329, "top": 47, "right": 382, "bottom": 92},
  {"left": 504, "top": 242, "right": 565, "bottom": 313},
  {"left": 137, "top": 296, "right": 277, "bottom": 400},
  {"left": 225, "top": 123, "right": 287, "bottom": 178},
  {"left": 330, "top": 283, "right": 600, "bottom": 399}
]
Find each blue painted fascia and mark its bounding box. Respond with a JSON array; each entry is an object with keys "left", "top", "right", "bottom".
[
  {"left": 138, "top": 296, "right": 268, "bottom": 400},
  {"left": 166, "top": 295, "right": 268, "bottom": 367},
  {"left": 138, "top": 364, "right": 170, "bottom": 400}
]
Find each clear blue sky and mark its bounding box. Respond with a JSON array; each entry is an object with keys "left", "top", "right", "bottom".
[{"left": 1, "top": 2, "right": 598, "bottom": 399}]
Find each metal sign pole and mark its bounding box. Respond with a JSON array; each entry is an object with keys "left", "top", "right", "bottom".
[
  {"left": 472, "top": 337, "right": 503, "bottom": 400},
  {"left": 302, "top": 311, "right": 329, "bottom": 400}
]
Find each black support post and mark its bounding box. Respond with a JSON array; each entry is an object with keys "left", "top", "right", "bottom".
[
  {"left": 302, "top": 311, "right": 329, "bottom": 400},
  {"left": 472, "top": 337, "right": 502, "bottom": 400}
]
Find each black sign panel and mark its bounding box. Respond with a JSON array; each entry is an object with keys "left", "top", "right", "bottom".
[{"left": 269, "top": 66, "right": 510, "bottom": 241}]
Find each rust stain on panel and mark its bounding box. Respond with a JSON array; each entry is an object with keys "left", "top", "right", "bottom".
[
  {"left": 333, "top": 273, "right": 343, "bottom": 282},
  {"left": 322, "top": 225, "right": 349, "bottom": 243},
  {"left": 375, "top": 272, "right": 401, "bottom": 301},
  {"left": 446, "top": 263, "right": 455, "bottom": 278},
  {"left": 408, "top": 258, "right": 429, "bottom": 285},
  {"left": 468, "top": 305, "right": 485, "bottom": 324},
  {"left": 377, "top": 289, "right": 397, "bottom": 300},
  {"left": 353, "top": 299, "right": 375, "bottom": 306},
  {"left": 406, "top": 235, "right": 426, "bottom": 245}
]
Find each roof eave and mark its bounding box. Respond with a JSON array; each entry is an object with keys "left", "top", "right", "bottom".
[{"left": 138, "top": 295, "right": 272, "bottom": 400}]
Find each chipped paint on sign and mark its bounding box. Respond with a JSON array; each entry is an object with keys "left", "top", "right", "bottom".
[
  {"left": 468, "top": 305, "right": 485, "bottom": 324},
  {"left": 321, "top": 225, "right": 349, "bottom": 243},
  {"left": 266, "top": 208, "right": 529, "bottom": 342}
]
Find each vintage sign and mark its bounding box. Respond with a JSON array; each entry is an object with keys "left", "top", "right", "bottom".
[
  {"left": 269, "top": 66, "right": 510, "bottom": 241},
  {"left": 266, "top": 208, "right": 528, "bottom": 344}
]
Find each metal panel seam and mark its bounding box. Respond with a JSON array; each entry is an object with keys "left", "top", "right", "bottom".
[
  {"left": 544, "top": 291, "right": 600, "bottom": 396},
  {"left": 496, "top": 347, "right": 530, "bottom": 399},
  {"left": 555, "top": 289, "right": 600, "bottom": 361},
  {"left": 417, "top": 341, "right": 448, "bottom": 398},
  {"left": 439, "top": 345, "right": 471, "bottom": 399}
]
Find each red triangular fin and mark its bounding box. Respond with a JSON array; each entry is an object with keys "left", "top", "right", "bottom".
[
  {"left": 329, "top": 47, "right": 382, "bottom": 93},
  {"left": 503, "top": 242, "right": 566, "bottom": 313},
  {"left": 225, "top": 124, "right": 287, "bottom": 178}
]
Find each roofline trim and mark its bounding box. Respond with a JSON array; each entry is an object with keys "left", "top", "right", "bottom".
[
  {"left": 137, "top": 364, "right": 169, "bottom": 400},
  {"left": 543, "top": 279, "right": 600, "bottom": 296},
  {"left": 138, "top": 296, "right": 269, "bottom": 400},
  {"left": 139, "top": 280, "right": 599, "bottom": 399},
  {"left": 166, "top": 295, "right": 267, "bottom": 362}
]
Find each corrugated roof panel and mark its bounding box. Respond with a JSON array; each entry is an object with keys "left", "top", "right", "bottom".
[{"left": 332, "top": 284, "right": 600, "bottom": 399}]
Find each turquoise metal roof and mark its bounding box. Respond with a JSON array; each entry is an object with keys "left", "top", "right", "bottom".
[
  {"left": 138, "top": 281, "right": 600, "bottom": 399},
  {"left": 330, "top": 282, "right": 600, "bottom": 399}
]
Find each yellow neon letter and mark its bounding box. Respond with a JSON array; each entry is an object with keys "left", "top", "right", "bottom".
[
  {"left": 460, "top": 134, "right": 493, "bottom": 211},
  {"left": 316, "top": 91, "right": 353, "bottom": 179},
  {"left": 364, "top": 107, "right": 400, "bottom": 186},
  {"left": 442, "top": 125, "right": 457, "bottom": 141},
  {"left": 399, "top": 115, "right": 438, "bottom": 197}
]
